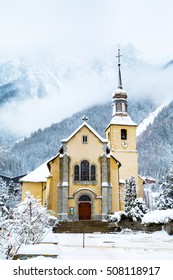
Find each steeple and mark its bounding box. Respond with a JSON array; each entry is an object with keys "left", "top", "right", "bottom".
[
  {"left": 105, "top": 46, "right": 139, "bottom": 193},
  {"left": 112, "top": 46, "right": 128, "bottom": 117},
  {"left": 116, "top": 47, "right": 123, "bottom": 89}
]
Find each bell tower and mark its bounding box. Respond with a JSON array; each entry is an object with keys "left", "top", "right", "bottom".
[
  {"left": 105, "top": 47, "right": 139, "bottom": 184},
  {"left": 112, "top": 47, "right": 128, "bottom": 117}
]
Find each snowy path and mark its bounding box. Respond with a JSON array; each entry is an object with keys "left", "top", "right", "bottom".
[{"left": 54, "top": 231, "right": 173, "bottom": 260}]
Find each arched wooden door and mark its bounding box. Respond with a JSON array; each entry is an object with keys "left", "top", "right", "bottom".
[{"left": 78, "top": 195, "right": 91, "bottom": 220}]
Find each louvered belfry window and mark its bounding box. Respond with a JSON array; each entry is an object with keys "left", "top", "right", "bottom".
[{"left": 121, "top": 129, "right": 127, "bottom": 140}]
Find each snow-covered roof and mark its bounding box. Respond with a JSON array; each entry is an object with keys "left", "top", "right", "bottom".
[
  {"left": 20, "top": 162, "right": 50, "bottom": 183},
  {"left": 62, "top": 122, "right": 108, "bottom": 143},
  {"left": 20, "top": 153, "right": 60, "bottom": 183},
  {"left": 112, "top": 88, "right": 127, "bottom": 96},
  {"left": 109, "top": 152, "right": 121, "bottom": 167},
  {"left": 106, "top": 115, "right": 136, "bottom": 130}
]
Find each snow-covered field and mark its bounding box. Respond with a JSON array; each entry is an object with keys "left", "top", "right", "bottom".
[{"left": 1, "top": 229, "right": 172, "bottom": 260}]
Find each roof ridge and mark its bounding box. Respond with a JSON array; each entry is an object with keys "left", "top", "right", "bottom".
[{"left": 62, "top": 122, "right": 108, "bottom": 143}]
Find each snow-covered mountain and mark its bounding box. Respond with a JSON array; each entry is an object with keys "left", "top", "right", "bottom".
[
  {"left": 136, "top": 100, "right": 171, "bottom": 137},
  {"left": 0, "top": 56, "right": 59, "bottom": 104},
  {"left": 0, "top": 46, "right": 169, "bottom": 137},
  {"left": 137, "top": 100, "right": 173, "bottom": 178},
  {"left": 0, "top": 48, "right": 173, "bottom": 179},
  {"left": 0, "top": 95, "right": 172, "bottom": 179}
]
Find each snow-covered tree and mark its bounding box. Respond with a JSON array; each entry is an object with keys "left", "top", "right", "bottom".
[
  {"left": 0, "top": 178, "right": 21, "bottom": 212},
  {"left": 0, "top": 179, "right": 8, "bottom": 217},
  {"left": 124, "top": 176, "right": 148, "bottom": 221},
  {"left": 0, "top": 177, "right": 23, "bottom": 258},
  {"left": 167, "top": 160, "right": 173, "bottom": 184},
  {"left": 0, "top": 191, "right": 56, "bottom": 259},
  {"left": 124, "top": 176, "right": 137, "bottom": 214},
  {"left": 12, "top": 192, "right": 55, "bottom": 245},
  {"left": 0, "top": 209, "right": 13, "bottom": 259},
  {"left": 155, "top": 161, "right": 173, "bottom": 210}
]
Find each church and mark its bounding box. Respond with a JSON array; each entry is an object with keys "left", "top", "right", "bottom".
[{"left": 20, "top": 49, "right": 144, "bottom": 220}]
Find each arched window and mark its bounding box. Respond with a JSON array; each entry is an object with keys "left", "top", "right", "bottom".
[
  {"left": 74, "top": 161, "right": 96, "bottom": 182},
  {"left": 91, "top": 165, "right": 96, "bottom": 181},
  {"left": 121, "top": 129, "right": 127, "bottom": 140},
  {"left": 116, "top": 102, "right": 122, "bottom": 112},
  {"left": 79, "top": 195, "right": 91, "bottom": 201},
  {"left": 81, "top": 160, "right": 89, "bottom": 181},
  {"left": 74, "top": 165, "right": 79, "bottom": 181}
]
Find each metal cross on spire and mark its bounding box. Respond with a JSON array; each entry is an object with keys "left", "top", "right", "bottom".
[
  {"left": 116, "top": 45, "right": 123, "bottom": 89},
  {"left": 116, "top": 45, "right": 122, "bottom": 67}
]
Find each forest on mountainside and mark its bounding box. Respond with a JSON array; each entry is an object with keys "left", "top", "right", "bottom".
[
  {"left": 137, "top": 100, "right": 173, "bottom": 179},
  {"left": 0, "top": 98, "right": 156, "bottom": 177}
]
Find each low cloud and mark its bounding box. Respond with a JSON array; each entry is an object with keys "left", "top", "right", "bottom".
[{"left": 0, "top": 47, "right": 173, "bottom": 137}]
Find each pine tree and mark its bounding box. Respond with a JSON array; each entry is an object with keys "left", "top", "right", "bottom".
[
  {"left": 124, "top": 176, "right": 137, "bottom": 215},
  {"left": 0, "top": 178, "right": 21, "bottom": 211},
  {"left": 0, "top": 178, "right": 9, "bottom": 218},
  {"left": 155, "top": 161, "right": 173, "bottom": 210},
  {"left": 124, "top": 176, "right": 148, "bottom": 221}
]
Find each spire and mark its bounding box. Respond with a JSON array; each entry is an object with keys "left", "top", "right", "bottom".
[
  {"left": 116, "top": 46, "right": 123, "bottom": 89},
  {"left": 111, "top": 45, "right": 128, "bottom": 117}
]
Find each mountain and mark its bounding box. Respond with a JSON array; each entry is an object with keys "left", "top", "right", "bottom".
[
  {"left": 0, "top": 98, "right": 156, "bottom": 177},
  {"left": 1, "top": 93, "right": 172, "bottom": 180},
  {"left": 0, "top": 50, "right": 172, "bottom": 179},
  {"left": 137, "top": 100, "right": 173, "bottom": 179},
  {"left": 0, "top": 47, "right": 160, "bottom": 137},
  {"left": 0, "top": 57, "right": 50, "bottom": 105}
]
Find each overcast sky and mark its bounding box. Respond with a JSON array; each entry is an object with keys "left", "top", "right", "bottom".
[
  {"left": 0, "top": 0, "right": 173, "bottom": 135},
  {"left": 0, "top": 0, "right": 173, "bottom": 62}
]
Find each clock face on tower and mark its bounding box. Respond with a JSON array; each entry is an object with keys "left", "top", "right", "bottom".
[{"left": 121, "top": 140, "right": 128, "bottom": 148}]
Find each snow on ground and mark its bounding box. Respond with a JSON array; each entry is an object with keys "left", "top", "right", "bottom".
[
  {"left": 1, "top": 230, "right": 173, "bottom": 260},
  {"left": 136, "top": 100, "right": 170, "bottom": 137},
  {"left": 54, "top": 230, "right": 173, "bottom": 260}
]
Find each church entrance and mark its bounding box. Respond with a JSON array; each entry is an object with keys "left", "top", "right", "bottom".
[{"left": 78, "top": 195, "right": 91, "bottom": 220}]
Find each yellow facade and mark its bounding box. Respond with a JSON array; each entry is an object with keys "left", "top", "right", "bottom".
[
  {"left": 106, "top": 124, "right": 138, "bottom": 182},
  {"left": 48, "top": 157, "right": 60, "bottom": 214},
  {"left": 47, "top": 124, "right": 120, "bottom": 220},
  {"left": 66, "top": 127, "right": 103, "bottom": 219},
  {"left": 22, "top": 182, "right": 46, "bottom": 204},
  {"left": 110, "top": 156, "right": 120, "bottom": 212}
]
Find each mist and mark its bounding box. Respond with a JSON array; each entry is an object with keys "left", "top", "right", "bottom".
[{"left": 0, "top": 49, "right": 172, "bottom": 137}]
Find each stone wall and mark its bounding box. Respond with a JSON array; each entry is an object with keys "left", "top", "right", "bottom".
[
  {"left": 117, "top": 219, "right": 163, "bottom": 232},
  {"left": 117, "top": 218, "right": 173, "bottom": 235},
  {"left": 164, "top": 222, "right": 173, "bottom": 235}
]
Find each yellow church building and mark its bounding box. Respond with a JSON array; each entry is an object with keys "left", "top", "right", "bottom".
[{"left": 20, "top": 49, "right": 144, "bottom": 221}]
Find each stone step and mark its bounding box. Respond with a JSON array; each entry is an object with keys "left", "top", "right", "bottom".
[{"left": 53, "top": 221, "right": 120, "bottom": 233}]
